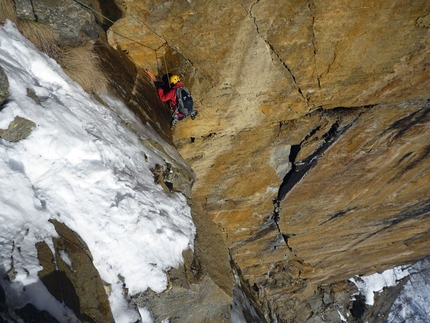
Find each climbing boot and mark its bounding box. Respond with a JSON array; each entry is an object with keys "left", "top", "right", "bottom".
[
  {"left": 170, "top": 118, "right": 178, "bottom": 129},
  {"left": 190, "top": 110, "right": 198, "bottom": 120},
  {"left": 170, "top": 114, "right": 179, "bottom": 128}
]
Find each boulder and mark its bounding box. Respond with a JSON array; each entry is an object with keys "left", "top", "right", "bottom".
[
  {"left": 0, "top": 116, "right": 36, "bottom": 142},
  {"left": 15, "top": 0, "right": 101, "bottom": 46},
  {"left": 14, "top": 0, "right": 35, "bottom": 21}
]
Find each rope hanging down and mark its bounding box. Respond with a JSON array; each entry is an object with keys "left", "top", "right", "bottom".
[{"left": 72, "top": 0, "right": 170, "bottom": 75}]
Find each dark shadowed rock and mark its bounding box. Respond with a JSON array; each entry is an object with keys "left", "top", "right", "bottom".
[
  {"left": 36, "top": 220, "right": 114, "bottom": 323},
  {"left": 95, "top": 42, "right": 175, "bottom": 143},
  {"left": 0, "top": 284, "right": 7, "bottom": 313},
  {"left": 15, "top": 303, "right": 60, "bottom": 323}
]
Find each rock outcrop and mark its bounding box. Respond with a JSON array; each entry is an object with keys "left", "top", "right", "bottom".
[
  {"left": 0, "top": 220, "right": 114, "bottom": 323},
  {"left": 36, "top": 220, "right": 114, "bottom": 323},
  {"left": 108, "top": 0, "right": 430, "bottom": 321},
  {"left": 14, "top": 0, "right": 102, "bottom": 46},
  {"left": 135, "top": 202, "right": 234, "bottom": 322},
  {"left": 0, "top": 115, "right": 36, "bottom": 142},
  {"left": 0, "top": 66, "right": 8, "bottom": 106}
]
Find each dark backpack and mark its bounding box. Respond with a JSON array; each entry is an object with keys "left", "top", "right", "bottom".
[{"left": 176, "top": 87, "right": 194, "bottom": 115}]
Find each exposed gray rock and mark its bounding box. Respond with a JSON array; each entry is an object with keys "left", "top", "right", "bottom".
[
  {"left": 134, "top": 202, "right": 234, "bottom": 322},
  {"left": 136, "top": 276, "right": 232, "bottom": 323},
  {"left": 324, "top": 309, "right": 345, "bottom": 322},
  {"left": 0, "top": 66, "right": 9, "bottom": 106},
  {"left": 5, "top": 264, "right": 17, "bottom": 282},
  {"left": 31, "top": 0, "right": 99, "bottom": 46},
  {"left": 322, "top": 289, "right": 333, "bottom": 305},
  {"left": 308, "top": 294, "right": 323, "bottom": 312},
  {"left": 26, "top": 87, "right": 39, "bottom": 103},
  {"left": 285, "top": 281, "right": 361, "bottom": 323},
  {"left": 0, "top": 116, "right": 36, "bottom": 142},
  {"left": 140, "top": 139, "right": 196, "bottom": 197},
  {"left": 14, "top": 0, "right": 36, "bottom": 21}
]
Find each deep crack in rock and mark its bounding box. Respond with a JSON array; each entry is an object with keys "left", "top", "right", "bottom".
[{"left": 248, "top": 0, "right": 308, "bottom": 104}]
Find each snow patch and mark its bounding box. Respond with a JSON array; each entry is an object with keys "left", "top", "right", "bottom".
[{"left": 0, "top": 20, "right": 195, "bottom": 322}]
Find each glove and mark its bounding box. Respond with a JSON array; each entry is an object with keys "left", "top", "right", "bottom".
[{"left": 154, "top": 81, "right": 164, "bottom": 88}]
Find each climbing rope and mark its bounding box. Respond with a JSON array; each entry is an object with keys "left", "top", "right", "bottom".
[
  {"left": 163, "top": 52, "right": 171, "bottom": 88},
  {"left": 73, "top": 0, "right": 116, "bottom": 25},
  {"left": 127, "top": 14, "right": 171, "bottom": 80},
  {"left": 72, "top": 0, "right": 170, "bottom": 79}
]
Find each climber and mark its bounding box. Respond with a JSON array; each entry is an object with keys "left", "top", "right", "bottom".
[{"left": 147, "top": 71, "right": 198, "bottom": 128}]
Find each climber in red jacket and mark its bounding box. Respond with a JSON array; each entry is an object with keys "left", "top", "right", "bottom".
[
  {"left": 152, "top": 73, "right": 198, "bottom": 128},
  {"left": 157, "top": 74, "right": 183, "bottom": 115}
]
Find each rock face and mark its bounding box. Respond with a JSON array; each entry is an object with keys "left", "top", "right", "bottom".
[
  {"left": 134, "top": 202, "right": 235, "bottom": 322},
  {"left": 4, "top": 0, "right": 429, "bottom": 321},
  {"left": 14, "top": 0, "right": 102, "bottom": 46},
  {"left": 279, "top": 100, "right": 430, "bottom": 281},
  {"left": 0, "top": 66, "right": 8, "bottom": 106},
  {"left": 109, "top": 0, "right": 430, "bottom": 321},
  {"left": 36, "top": 220, "right": 114, "bottom": 323},
  {"left": 0, "top": 220, "right": 113, "bottom": 323},
  {"left": 36, "top": 221, "right": 114, "bottom": 322}
]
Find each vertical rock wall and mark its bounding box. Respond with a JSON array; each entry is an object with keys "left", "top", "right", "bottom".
[{"left": 107, "top": 0, "right": 430, "bottom": 320}]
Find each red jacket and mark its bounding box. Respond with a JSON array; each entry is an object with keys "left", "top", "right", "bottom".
[{"left": 157, "top": 82, "right": 183, "bottom": 110}]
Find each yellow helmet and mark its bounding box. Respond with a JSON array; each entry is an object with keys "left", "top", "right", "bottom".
[{"left": 169, "top": 75, "right": 180, "bottom": 85}]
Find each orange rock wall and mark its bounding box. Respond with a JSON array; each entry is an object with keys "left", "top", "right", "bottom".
[{"left": 110, "top": 0, "right": 430, "bottom": 319}]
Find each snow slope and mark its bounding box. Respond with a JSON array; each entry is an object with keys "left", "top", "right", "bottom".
[
  {"left": 351, "top": 256, "right": 430, "bottom": 322},
  {"left": 387, "top": 256, "right": 430, "bottom": 322},
  {"left": 0, "top": 20, "right": 195, "bottom": 323}
]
